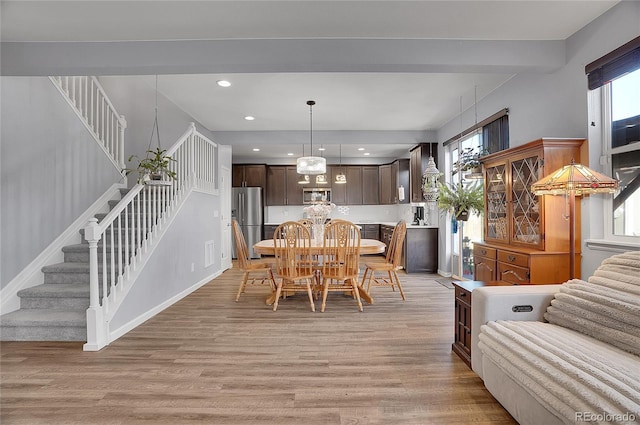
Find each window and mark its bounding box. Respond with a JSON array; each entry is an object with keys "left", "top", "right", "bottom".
[
  {"left": 609, "top": 69, "right": 640, "bottom": 237},
  {"left": 587, "top": 36, "right": 640, "bottom": 242}
]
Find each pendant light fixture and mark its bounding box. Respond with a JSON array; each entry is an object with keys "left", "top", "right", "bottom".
[
  {"left": 297, "top": 100, "right": 326, "bottom": 175},
  {"left": 298, "top": 144, "right": 310, "bottom": 184},
  {"left": 422, "top": 143, "right": 441, "bottom": 205},
  {"left": 335, "top": 144, "right": 347, "bottom": 184},
  {"left": 315, "top": 144, "right": 328, "bottom": 184}
]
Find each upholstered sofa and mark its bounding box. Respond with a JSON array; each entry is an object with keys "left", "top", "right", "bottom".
[{"left": 471, "top": 251, "right": 640, "bottom": 425}]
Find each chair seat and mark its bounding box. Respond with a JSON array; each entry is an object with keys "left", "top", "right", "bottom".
[
  {"left": 245, "top": 261, "right": 272, "bottom": 271},
  {"left": 362, "top": 261, "right": 397, "bottom": 271}
]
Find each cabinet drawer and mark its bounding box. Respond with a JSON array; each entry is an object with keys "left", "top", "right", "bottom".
[
  {"left": 498, "top": 262, "right": 530, "bottom": 284},
  {"left": 474, "top": 245, "right": 496, "bottom": 260},
  {"left": 474, "top": 257, "right": 497, "bottom": 281},
  {"left": 498, "top": 250, "right": 529, "bottom": 268},
  {"left": 454, "top": 286, "right": 471, "bottom": 306}
]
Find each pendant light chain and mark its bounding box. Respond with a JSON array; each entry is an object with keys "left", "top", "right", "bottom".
[{"left": 148, "top": 75, "right": 162, "bottom": 151}]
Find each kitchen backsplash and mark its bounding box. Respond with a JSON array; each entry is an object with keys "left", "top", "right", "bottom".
[{"left": 265, "top": 204, "right": 437, "bottom": 225}]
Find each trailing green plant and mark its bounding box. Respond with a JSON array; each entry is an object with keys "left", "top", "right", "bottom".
[
  {"left": 437, "top": 181, "right": 484, "bottom": 220},
  {"left": 452, "top": 146, "right": 489, "bottom": 174},
  {"left": 124, "top": 147, "right": 177, "bottom": 184}
]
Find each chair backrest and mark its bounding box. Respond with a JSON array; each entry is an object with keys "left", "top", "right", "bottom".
[
  {"left": 232, "top": 219, "right": 251, "bottom": 270},
  {"left": 387, "top": 220, "right": 407, "bottom": 268},
  {"left": 298, "top": 218, "right": 313, "bottom": 229},
  {"left": 273, "top": 221, "right": 313, "bottom": 278},
  {"left": 322, "top": 220, "right": 361, "bottom": 279}
]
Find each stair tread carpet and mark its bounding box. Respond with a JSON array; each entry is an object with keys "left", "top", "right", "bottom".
[
  {"left": 18, "top": 284, "right": 89, "bottom": 298},
  {"left": 1, "top": 309, "right": 86, "bottom": 327}
]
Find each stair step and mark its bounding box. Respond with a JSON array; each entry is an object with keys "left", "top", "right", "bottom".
[
  {"left": 0, "top": 309, "right": 87, "bottom": 341},
  {"left": 17, "top": 284, "right": 90, "bottom": 309},
  {"left": 63, "top": 243, "right": 129, "bottom": 263}
]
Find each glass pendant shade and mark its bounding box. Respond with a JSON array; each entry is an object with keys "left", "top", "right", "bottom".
[
  {"left": 297, "top": 156, "right": 326, "bottom": 175},
  {"left": 297, "top": 100, "right": 326, "bottom": 175},
  {"left": 298, "top": 174, "right": 310, "bottom": 184},
  {"left": 315, "top": 174, "right": 328, "bottom": 185},
  {"left": 334, "top": 144, "right": 347, "bottom": 184}
]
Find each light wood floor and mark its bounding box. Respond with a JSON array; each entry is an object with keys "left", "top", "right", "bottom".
[{"left": 1, "top": 258, "right": 516, "bottom": 425}]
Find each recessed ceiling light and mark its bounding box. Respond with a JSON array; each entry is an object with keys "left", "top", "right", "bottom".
[
  {"left": 358, "top": 148, "right": 365, "bottom": 151},
  {"left": 287, "top": 153, "right": 294, "bottom": 156},
  {"left": 318, "top": 147, "right": 325, "bottom": 151},
  {"left": 252, "top": 148, "right": 260, "bottom": 152},
  {"left": 217, "top": 80, "right": 231, "bottom": 87},
  {"left": 364, "top": 152, "right": 370, "bottom": 156},
  {"left": 244, "top": 116, "right": 255, "bottom": 121}
]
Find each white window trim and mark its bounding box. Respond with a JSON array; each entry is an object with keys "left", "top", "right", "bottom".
[{"left": 599, "top": 82, "right": 640, "bottom": 247}]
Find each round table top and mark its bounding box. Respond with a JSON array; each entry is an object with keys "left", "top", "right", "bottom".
[{"left": 253, "top": 238, "right": 386, "bottom": 256}]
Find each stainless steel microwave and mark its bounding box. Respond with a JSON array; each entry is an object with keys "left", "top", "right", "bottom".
[{"left": 303, "top": 188, "right": 331, "bottom": 204}]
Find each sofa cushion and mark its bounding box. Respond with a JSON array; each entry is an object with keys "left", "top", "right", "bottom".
[
  {"left": 479, "top": 321, "right": 640, "bottom": 424},
  {"left": 544, "top": 251, "right": 640, "bottom": 356}
]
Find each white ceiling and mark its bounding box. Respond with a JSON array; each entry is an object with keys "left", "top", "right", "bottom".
[{"left": 1, "top": 1, "right": 619, "bottom": 161}]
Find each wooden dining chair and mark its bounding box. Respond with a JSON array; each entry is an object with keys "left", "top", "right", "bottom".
[
  {"left": 272, "top": 221, "right": 316, "bottom": 312},
  {"left": 319, "top": 220, "right": 363, "bottom": 312},
  {"left": 361, "top": 220, "right": 407, "bottom": 300},
  {"left": 232, "top": 219, "right": 276, "bottom": 302}
]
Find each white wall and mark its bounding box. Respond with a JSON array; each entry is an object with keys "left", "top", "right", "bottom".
[
  {"left": 435, "top": 1, "right": 640, "bottom": 276},
  {"left": 0, "top": 77, "right": 122, "bottom": 287},
  {"left": 97, "top": 76, "right": 218, "bottom": 175},
  {"left": 110, "top": 191, "right": 221, "bottom": 331}
]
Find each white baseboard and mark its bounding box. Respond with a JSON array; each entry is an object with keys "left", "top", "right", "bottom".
[
  {"left": 0, "top": 183, "right": 126, "bottom": 315},
  {"left": 106, "top": 270, "right": 222, "bottom": 346},
  {"left": 438, "top": 269, "right": 452, "bottom": 278}
]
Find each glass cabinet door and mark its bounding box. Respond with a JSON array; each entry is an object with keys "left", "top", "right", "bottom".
[
  {"left": 510, "top": 153, "right": 542, "bottom": 248},
  {"left": 485, "top": 163, "right": 508, "bottom": 243}
]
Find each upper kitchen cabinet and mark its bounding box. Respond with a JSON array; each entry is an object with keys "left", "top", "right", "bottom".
[
  {"left": 362, "top": 166, "right": 380, "bottom": 205},
  {"left": 410, "top": 143, "right": 438, "bottom": 203},
  {"left": 379, "top": 159, "right": 410, "bottom": 205},
  {"left": 232, "top": 164, "right": 266, "bottom": 188},
  {"left": 346, "top": 166, "right": 363, "bottom": 205},
  {"left": 266, "top": 166, "right": 304, "bottom": 205},
  {"left": 330, "top": 165, "right": 347, "bottom": 204}
]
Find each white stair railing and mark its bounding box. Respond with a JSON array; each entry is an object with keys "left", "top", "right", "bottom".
[
  {"left": 84, "top": 123, "right": 217, "bottom": 351},
  {"left": 49, "top": 76, "right": 127, "bottom": 173}
]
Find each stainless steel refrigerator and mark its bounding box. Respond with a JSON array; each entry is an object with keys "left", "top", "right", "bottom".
[{"left": 231, "top": 187, "right": 263, "bottom": 259}]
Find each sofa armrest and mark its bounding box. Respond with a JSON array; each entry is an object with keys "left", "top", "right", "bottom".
[{"left": 471, "top": 284, "right": 562, "bottom": 379}]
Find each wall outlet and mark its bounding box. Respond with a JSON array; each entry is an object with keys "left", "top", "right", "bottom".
[{"left": 214, "top": 210, "right": 219, "bottom": 217}]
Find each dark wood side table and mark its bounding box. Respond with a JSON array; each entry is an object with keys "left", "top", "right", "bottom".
[{"left": 452, "top": 280, "right": 511, "bottom": 369}]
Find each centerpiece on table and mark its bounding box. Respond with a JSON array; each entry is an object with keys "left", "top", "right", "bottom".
[{"left": 303, "top": 201, "right": 336, "bottom": 244}]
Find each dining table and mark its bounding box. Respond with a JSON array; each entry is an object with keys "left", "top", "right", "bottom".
[{"left": 253, "top": 238, "right": 386, "bottom": 306}]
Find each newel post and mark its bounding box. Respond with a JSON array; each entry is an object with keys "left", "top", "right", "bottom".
[{"left": 83, "top": 218, "right": 107, "bottom": 351}]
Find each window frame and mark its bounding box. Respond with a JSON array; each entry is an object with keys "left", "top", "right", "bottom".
[{"left": 600, "top": 79, "right": 640, "bottom": 244}]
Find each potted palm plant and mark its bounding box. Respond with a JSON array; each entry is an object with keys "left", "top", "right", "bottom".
[
  {"left": 125, "top": 147, "right": 177, "bottom": 185},
  {"left": 437, "top": 181, "right": 484, "bottom": 221}
]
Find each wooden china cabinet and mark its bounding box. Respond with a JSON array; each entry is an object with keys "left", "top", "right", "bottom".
[{"left": 475, "top": 138, "right": 586, "bottom": 284}]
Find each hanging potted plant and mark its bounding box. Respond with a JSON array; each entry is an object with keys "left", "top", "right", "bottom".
[
  {"left": 452, "top": 146, "right": 488, "bottom": 177},
  {"left": 124, "top": 75, "right": 177, "bottom": 186},
  {"left": 125, "top": 147, "right": 176, "bottom": 185},
  {"left": 437, "top": 181, "right": 484, "bottom": 221}
]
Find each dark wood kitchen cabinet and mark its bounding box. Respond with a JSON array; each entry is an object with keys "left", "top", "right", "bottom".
[
  {"left": 410, "top": 143, "right": 438, "bottom": 203},
  {"left": 379, "top": 159, "right": 409, "bottom": 205},
  {"left": 362, "top": 166, "right": 379, "bottom": 205},
  {"left": 265, "top": 166, "right": 303, "bottom": 205},
  {"left": 346, "top": 166, "right": 363, "bottom": 205},
  {"left": 232, "top": 164, "right": 266, "bottom": 188}
]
